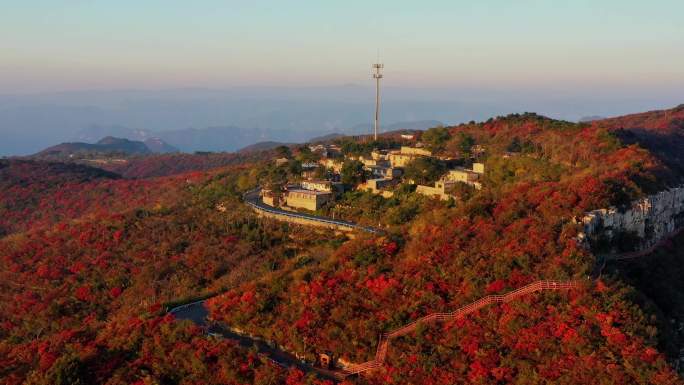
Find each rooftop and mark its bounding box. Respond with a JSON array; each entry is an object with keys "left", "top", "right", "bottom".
[
  {"left": 449, "top": 167, "right": 479, "bottom": 174},
  {"left": 288, "top": 188, "right": 333, "bottom": 196}
]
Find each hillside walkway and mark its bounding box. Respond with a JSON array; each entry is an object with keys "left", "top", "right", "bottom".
[
  {"left": 170, "top": 280, "right": 581, "bottom": 380},
  {"left": 338, "top": 280, "right": 580, "bottom": 378},
  {"left": 171, "top": 192, "right": 683, "bottom": 380},
  {"left": 592, "top": 228, "right": 684, "bottom": 278}
]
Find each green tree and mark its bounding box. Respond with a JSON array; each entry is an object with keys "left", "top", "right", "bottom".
[
  {"left": 41, "top": 352, "right": 87, "bottom": 385},
  {"left": 341, "top": 160, "right": 366, "bottom": 186},
  {"left": 422, "top": 126, "right": 451, "bottom": 152},
  {"left": 457, "top": 132, "right": 476, "bottom": 156},
  {"left": 507, "top": 136, "right": 537, "bottom": 154},
  {"left": 386, "top": 200, "right": 420, "bottom": 225},
  {"left": 403, "top": 157, "right": 446, "bottom": 185},
  {"left": 274, "top": 145, "right": 291, "bottom": 159},
  {"left": 236, "top": 171, "right": 256, "bottom": 191},
  {"left": 507, "top": 137, "right": 522, "bottom": 153},
  {"left": 339, "top": 140, "right": 367, "bottom": 157},
  {"left": 295, "top": 146, "right": 319, "bottom": 163},
  {"left": 286, "top": 160, "right": 302, "bottom": 176},
  {"left": 264, "top": 166, "right": 287, "bottom": 191}
]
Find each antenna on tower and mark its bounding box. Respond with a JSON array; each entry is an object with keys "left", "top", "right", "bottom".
[{"left": 372, "top": 56, "right": 383, "bottom": 141}]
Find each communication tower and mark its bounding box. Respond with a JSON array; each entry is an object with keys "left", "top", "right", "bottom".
[{"left": 372, "top": 62, "right": 383, "bottom": 140}]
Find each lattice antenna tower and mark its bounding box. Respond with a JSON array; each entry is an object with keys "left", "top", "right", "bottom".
[{"left": 372, "top": 59, "right": 383, "bottom": 141}]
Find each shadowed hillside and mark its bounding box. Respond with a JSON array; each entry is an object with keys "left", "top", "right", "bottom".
[{"left": 595, "top": 105, "right": 684, "bottom": 181}]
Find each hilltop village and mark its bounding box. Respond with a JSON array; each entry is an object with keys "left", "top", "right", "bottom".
[{"left": 260, "top": 129, "right": 487, "bottom": 214}]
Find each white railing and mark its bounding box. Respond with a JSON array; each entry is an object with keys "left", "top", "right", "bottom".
[
  {"left": 243, "top": 188, "right": 381, "bottom": 234},
  {"left": 337, "top": 279, "right": 582, "bottom": 377}
]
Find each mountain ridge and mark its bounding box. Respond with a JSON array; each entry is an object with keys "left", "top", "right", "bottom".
[
  {"left": 74, "top": 120, "right": 444, "bottom": 153},
  {"left": 33, "top": 136, "right": 177, "bottom": 159}
]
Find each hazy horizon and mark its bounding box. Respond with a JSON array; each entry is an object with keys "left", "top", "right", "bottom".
[
  {"left": 1, "top": 85, "right": 682, "bottom": 156},
  {"left": 1, "top": 1, "right": 683, "bottom": 155}
]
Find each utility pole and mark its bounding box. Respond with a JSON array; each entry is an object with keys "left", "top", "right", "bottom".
[{"left": 372, "top": 62, "right": 383, "bottom": 141}]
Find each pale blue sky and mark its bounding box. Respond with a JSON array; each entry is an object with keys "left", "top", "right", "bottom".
[{"left": 1, "top": 0, "right": 683, "bottom": 92}]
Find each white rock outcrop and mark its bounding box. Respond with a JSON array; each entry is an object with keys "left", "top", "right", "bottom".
[{"left": 580, "top": 186, "right": 684, "bottom": 250}]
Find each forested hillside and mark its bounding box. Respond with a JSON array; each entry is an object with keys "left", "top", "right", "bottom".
[
  {"left": 594, "top": 104, "right": 684, "bottom": 180},
  {"left": 207, "top": 110, "right": 681, "bottom": 384},
  {"left": 0, "top": 160, "right": 347, "bottom": 384},
  {"left": 95, "top": 152, "right": 259, "bottom": 179},
  {"left": 2, "top": 105, "right": 684, "bottom": 384},
  {"left": 0, "top": 160, "right": 183, "bottom": 236}
]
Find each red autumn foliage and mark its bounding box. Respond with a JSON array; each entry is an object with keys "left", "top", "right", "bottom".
[
  {"left": 3, "top": 107, "right": 684, "bottom": 384},
  {"left": 74, "top": 285, "right": 93, "bottom": 302},
  {"left": 109, "top": 287, "right": 123, "bottom": 298},
  {"left": 97, "top": 152, "right": 254, "bottom": 178},
  {"left": 485, "top": 279, "right": 506, "bottom": 294},
  {"left": 206, "top": 110, "right": 684, "bottom": 384}
]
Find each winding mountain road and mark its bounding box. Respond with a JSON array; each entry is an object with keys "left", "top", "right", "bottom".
[
  {"left": 243, "top": 188, "right": 381, "bottom": 234},
  {"left": 169, "top": 280, "right": 582, "bottom": 380},
  {"left": 170, "top": 301, "right": 342, "bottom": 381},
  {"left": 168, "top": 191, "right": 684, "bottom": 380}
]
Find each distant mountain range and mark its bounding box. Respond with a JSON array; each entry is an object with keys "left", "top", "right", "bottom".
[
  {"left": 237, "top": 125, "right": 437, "bottom": 154},
  {"left": 140, "top": 137, "right": 179, "bottom": 153},
  {"left": 34, "top": 136, "right": 177, "bottom": 159},
  {"left": 343, "top": 120, "right": 443, "bottom": 134},
  {"left": 74, "top": 124, "right": 302, "bottom": 153},
  {"left": 579, "top": 115, "right": 607, "bottom": 122},
  {"left": 74, "top": 120, "right": 443, "bottom": 154},
  {"left": 2, "top": 86, "right": 681, "bottom": 156},
  {"left": 237, "top": 141, "right": 292, "bottom": 153}
]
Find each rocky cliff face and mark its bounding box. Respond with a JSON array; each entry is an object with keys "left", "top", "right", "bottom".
[{"left": 580, "top": 186, "right": 684, "bottom": 252}]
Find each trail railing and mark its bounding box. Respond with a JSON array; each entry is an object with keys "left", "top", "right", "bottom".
[{"left": 339, "top": 280, "right": 581, "bottom": 378}]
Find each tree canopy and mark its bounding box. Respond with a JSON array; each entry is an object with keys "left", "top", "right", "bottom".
[
  {"left": 3, "top": 106, "right": 684, "bottom": 385},
  {"left": 421, "top": 126, "right": 451, "bottom": 152},
  {"left": 341, "top": 159, "right": 367, "bottom": 186},
  {"left": 402, "top": 157, "right": 446, "bottom": 185}
]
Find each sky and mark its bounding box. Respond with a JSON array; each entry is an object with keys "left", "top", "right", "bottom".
[{"left": 1, "top": 0, "right": 683, "bottom": 94}]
